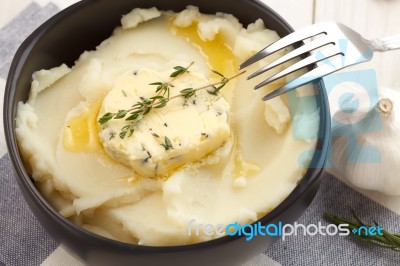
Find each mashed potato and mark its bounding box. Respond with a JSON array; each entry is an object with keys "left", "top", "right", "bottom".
[{"left": 16, "top": 6, "right": 319, "bottom": 245}]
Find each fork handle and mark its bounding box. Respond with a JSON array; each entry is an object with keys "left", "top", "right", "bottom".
[{"left": 370, "top": 34, "right": 400, "bottom": 51}]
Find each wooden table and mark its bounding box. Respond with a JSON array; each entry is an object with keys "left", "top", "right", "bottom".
[{"left": 265, "top": 0, "right": 400, "bottom": 87}]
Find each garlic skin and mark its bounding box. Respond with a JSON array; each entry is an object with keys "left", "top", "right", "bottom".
[{"left": 329, "top": 87, "right": 400, "bottom": 196}]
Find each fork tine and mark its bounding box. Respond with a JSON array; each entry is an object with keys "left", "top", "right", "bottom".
[
  {"left": 247, "top": 36, "right": 334, "bottom": 80},
  {"left": 262, "top": 56, "right": 344, "bottom": 101},
  {"left": 254, "top": 46, "right": 340, "bottom": 90},
  {"left": 239, "top": 23, "right": 331, "bottom": 69}
]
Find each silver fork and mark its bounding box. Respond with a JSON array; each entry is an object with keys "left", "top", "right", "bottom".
[{"left": 239, "top": 22, "right": 400, "bottom": 100}]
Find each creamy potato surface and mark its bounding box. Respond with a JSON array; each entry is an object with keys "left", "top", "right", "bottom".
[{"left": 16, "top": 6, "right": 319, "bottom": 245}]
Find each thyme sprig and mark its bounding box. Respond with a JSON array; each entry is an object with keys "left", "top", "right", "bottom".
[
  {"left": 323, "top": 211, "right": 400, "bottom": 252},
  {"left": 149, "top": 61, "right": 194, "bottom": 98},
  {"left": 98, "top": 62, "right": 245, "bottom": 139}
]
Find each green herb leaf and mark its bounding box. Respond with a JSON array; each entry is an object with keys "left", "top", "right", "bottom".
[
  {"left": 149, "top": 82, "right": 163, "bottom": 86},
  {"left": 98, "top": 112, "right": 114, "bottom": 124},
  {"left": 142, "top": 106, "right": 152, "bottom": 115},
  {"left": 211, "top": 69, "right": 225, "bottom": 77},
  {"left": 115, "top": 110, "right": 128, "bottom": 119},
  {"left": 119, "top": 130, "right": 127, "bottom": 139},
  {"left": 170, "top": 66, "right": 188, "bottom": 78},
  {"left": 120, "top": 124, "right": 135, "bottom": 139},
  {"left": 154, "top": 98, "right": 169, "bottom": 109},
  {"left": 126, "top": 113, "right": 139, "bottom": 121},
  {"left": 160, "top": 136, "right": 173, "bottom": 150},
  {"left": 180, "top": 88, "right": 195, "bottom": 99}
]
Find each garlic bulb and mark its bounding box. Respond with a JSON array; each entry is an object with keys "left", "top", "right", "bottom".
[{"left": 329, "top": 86, "right": 400, "bottom": 196}]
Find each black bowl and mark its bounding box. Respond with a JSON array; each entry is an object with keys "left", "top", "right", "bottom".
[{"left": 4, "top": 0, "right": 331, "bottom": 265}]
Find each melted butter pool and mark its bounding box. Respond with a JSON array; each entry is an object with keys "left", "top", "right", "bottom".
[
  {"left": 171, "top": 23, "right": 238, "bottom": 100},
  {"left": 63, "top": 21, "right": 239, "bottom": 154},
  {"left": 63, "top": 101, "right": 102, "bottom": 153}
]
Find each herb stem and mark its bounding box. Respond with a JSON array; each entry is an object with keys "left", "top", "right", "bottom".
[
  {"left": 155, "top": 61, "right": 195, "bottom": 98},
  {"left": 98, "top": 63, "right": 246, "bottom": 139},
  {"left": 323, "top": 211, "right": 400, "bottom": 252},
  {"left": 168, "top": 69, "right": 246, "bottom": 101}
]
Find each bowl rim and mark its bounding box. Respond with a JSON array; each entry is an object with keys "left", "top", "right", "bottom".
[{"left": 3, "top": 0, "right": 331, "bottom": 252}]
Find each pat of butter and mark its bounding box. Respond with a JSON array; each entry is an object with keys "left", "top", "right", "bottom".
[{"left": 98, "top": 68, "right": 231, "bottom": 177}]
